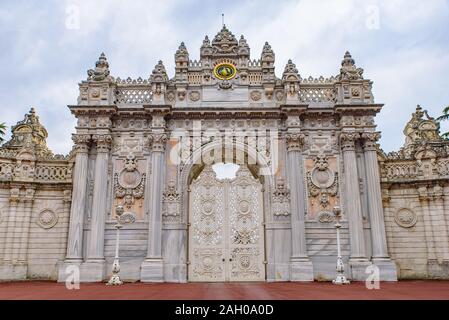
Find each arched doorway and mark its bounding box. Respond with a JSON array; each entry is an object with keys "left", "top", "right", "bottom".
[{"left": 187, "top": 164, "right": 266, "bottom": 282}]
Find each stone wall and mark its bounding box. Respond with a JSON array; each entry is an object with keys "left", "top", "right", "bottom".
[{"left": 381, "top": 106, "right": 449, "bottom": 279}]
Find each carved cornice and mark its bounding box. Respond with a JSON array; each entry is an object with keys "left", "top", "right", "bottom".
[{"left": 285, "top": 132, "right": 306, "bottom": 152}]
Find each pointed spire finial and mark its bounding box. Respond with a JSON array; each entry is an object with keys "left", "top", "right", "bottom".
[
  {"left": 87, "top": 52, "right": 111, "bottom": 81},
  {"left": 338, "top": 50, "right": 363, "bottom": 80}
]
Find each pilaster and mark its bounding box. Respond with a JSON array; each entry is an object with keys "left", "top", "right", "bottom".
[
  {"left": 141, "top": 123, "right": 168, "bottom": 282},
  {"left": 285, "top": 131, "right": 314, "bottom": 281}
]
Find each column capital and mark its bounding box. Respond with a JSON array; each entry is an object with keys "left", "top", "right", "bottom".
[
  {"left": 63, "top": 189, "right": 72, "bottom": 204},
  {"left": 9, "top": 187, "right": 21, "bottom": 204},
  {"left": 361, "top": 132, "right": 381, "bottom": 151},
  {"left": 147, "top": 133, "right": 168, "bottom": 152},
  {"left": 72, "top": 134, "right": 91, "bottom": 153},
  {"left": 285, "top": 132, "right": 306, "bottom": 152},
  {"left": 24, "top": 187, "right": 36, "bottom": 202},
  {"left": 417, "top": 185, "right": 430, "bottom": 201},
  {"left": 340, "top": 131, "right": 360, "bottom": 151},
  {"left": 92, "top": 134, "right": 112, "bottom": 153}
]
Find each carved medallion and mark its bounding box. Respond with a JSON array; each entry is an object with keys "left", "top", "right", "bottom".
[
  {"left": 37, "top": 209, "right": 58, "bottom": 229},
  {"left": 394, "top": 208, "right": 417, "bottom": 228},
  {"left": 250, "top": 90, "right": 262, "bottom": 101},
  {"left": 189, "top": 91, "right": 201, "bottom": 102}
]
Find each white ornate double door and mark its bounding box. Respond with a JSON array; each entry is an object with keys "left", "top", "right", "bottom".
[{"left": 188, "top": 165, "right": 266, "bottom": 282}]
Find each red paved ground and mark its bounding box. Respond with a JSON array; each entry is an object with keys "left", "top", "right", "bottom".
[{"left": 1, "top": 281, "right": 449, "bottom": 300}]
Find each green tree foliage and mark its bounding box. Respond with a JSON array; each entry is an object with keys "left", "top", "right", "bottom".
[
  {"left": 0, "top": 123, "right": 6, "bottom": 143},
  {"left": 437, "top": 106, "right": 449, "bottom": 139}
]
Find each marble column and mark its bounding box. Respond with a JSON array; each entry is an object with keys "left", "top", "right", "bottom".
[
  {"left": 285, "top": 133, "right": 314, "bottom": 281},
  {"left": 64, "top": 135, "right": 90, "bottom": 262},
  {"left": 340, "top": 132, "right": 370, "bottom": 279},
  {"left": 84, "top": 134, "right": 112, "bottom": 281},
  {"left": 362, "top": 132, "right": 397, "bottom": 280},
  {"left": 141, "top": 132, "right": 167, "bottom": 282}
]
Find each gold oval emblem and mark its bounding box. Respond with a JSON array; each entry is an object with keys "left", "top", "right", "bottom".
[{"left": 214, "top": 63, "right": 237, "bottom": 80}]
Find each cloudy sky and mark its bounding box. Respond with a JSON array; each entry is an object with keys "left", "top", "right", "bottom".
[{"left": 1, "top": 0, "right": 448, "bottom": 155}]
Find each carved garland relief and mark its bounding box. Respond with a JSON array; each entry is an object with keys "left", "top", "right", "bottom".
[
  {"left": 113, "top": 154, "right": 146, "bottom": 219},
  {"left": 306, "top": 153, "right": 339, "bottom": 221}
]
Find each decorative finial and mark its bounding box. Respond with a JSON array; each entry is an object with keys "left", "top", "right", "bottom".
[
  {"left": 87, "top": 52, "right": 111, "bottom": 81},
  {"left": 222, "top": 13, "right": 225, "bottom": 27},
  {"left": 338, "top": 50, "right": 363, "bottom": 81},
  {"left": 151, "top": 60, "right": 168, "bottom": 82}
]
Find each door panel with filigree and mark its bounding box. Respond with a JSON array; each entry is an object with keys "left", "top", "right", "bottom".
[
  {"left": 188, "top": 166, "right": 265, "bottom": 282},
  {"left": 228, "top": 167, "right": 265, "bottom": 281},
  {"left": 188, "top": 166, "right": 226, "bottom": 282}
]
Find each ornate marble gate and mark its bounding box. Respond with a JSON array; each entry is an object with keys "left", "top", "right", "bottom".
[{"left": 188, "top": 165, "right": 265, "bottom": 282}]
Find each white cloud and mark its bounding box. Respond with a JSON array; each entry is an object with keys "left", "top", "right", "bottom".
[{"left": 1, "top": 0, "right": 448, "bottom": 155}]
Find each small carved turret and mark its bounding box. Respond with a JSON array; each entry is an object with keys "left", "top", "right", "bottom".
[
  {"left": 151, "top": 60, "right": 169, "bottom": 83},
  {"left": 238, "top": 35, "right": 250, "bottom": 58},
  {"left": 175, "top": 42, "right": 189, "bottom": 68},
  {"left": 87, "top": 52, "right": 112, "bottom": 82},
  {"left": 200, "top": 35, "right": 213, "bottom": 59},
  {"left": 282, "top": 59, "right": 299, "bottom": 81},
  {"left": 151, "top": 61, "right": 168, "bottom": 103},
  {"left": 338, "top": 51, "right": 364, "bottom": 81},
  {"left": 282, "top": 59, "right": 300, "bottom": 101},
  {"left": 261, "top": 42, "right": 276, "bottom": 87},
  {"left": 2, "top": 107, "right": 53, "bottom": 157},
  {"left": 261, "top": 42, "right": 275, "bottom": 67}
]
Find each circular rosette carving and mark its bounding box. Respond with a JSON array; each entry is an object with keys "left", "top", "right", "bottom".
[
  {"left": 394, "top": 208, "right": 417, "bottom": 228},
  {"left": 201, "top": 199, "right": 216, "bottom": 216},
  {"left": 239, "top": 255, "right": 251, "bottom": 269},
  {"left": 202, "top": 256, "right": 214, "bottom": 270},
  {"left": 118, "top": 169, "right": 142, "bottom": 189},
  {"left": 238, "top": 199, "right": 251, "bottom": 216},
  {"left": 310, "top": 166, "right": 335, "bottom": 189},
  {"left": 37, "top": 209, "right": 58, "bottom": 229}
]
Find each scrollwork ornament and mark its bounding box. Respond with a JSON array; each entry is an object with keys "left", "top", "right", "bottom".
[
  {"left": 285, "top": 133, "right": 306, "bottom": 152},
  {"left": 362, "top": 132, "right": 381, "bottom": 151},
  {"left": 72, "top": 134, "right": 91, "bottom": 153},
  {"left": 147, "top": 133, "right": 168, "bottom": 152},
  {"left": 92, "top": 134, "right": 112, "bottom": 153},
  {"left": 340, "top": 132, "right": 360, "bottom": 151}
]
